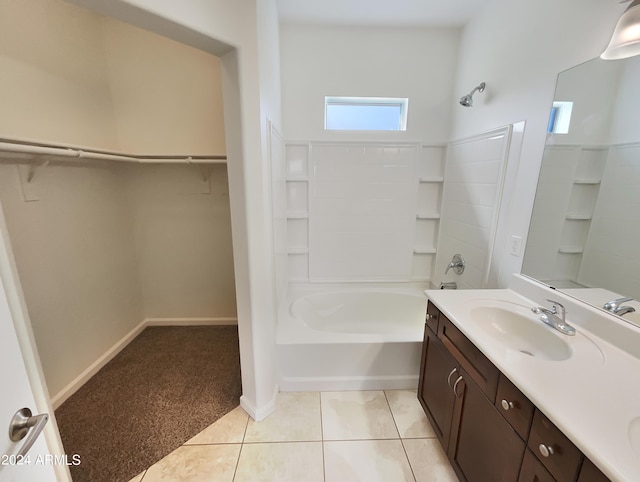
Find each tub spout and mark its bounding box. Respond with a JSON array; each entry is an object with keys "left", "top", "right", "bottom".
[{"left": 440, "top": 282, "right": 457, "bottom": 290}]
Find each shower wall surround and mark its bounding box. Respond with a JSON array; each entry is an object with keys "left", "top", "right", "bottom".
[
  {"left": 435, "top": 127, "right": 512, "bottom": 289},
  {"left": 283, "top": 142, "right": 445, "bottom": 283}
]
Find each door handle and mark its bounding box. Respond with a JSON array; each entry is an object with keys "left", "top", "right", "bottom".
[{"left": 9, "top": 408, "right": 49, "bottom": 457}]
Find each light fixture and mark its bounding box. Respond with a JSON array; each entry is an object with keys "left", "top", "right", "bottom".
[{"left": 601, "top": 0, "right": 640, "bottom": 60}]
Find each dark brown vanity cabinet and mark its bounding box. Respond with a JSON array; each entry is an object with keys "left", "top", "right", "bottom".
[
  {"left": 418, "top": 303, "right": 524, "bottom": 481},
  {"left": 419, "top": 301, "right": 611, "bottom": 482}
]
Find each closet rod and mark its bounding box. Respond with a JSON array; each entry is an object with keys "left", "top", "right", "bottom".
[{"left": 0, "top": 139, "right": 227, "bottom": 164}]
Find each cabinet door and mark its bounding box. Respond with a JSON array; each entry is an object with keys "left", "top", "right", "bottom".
[
  {"left": 449, "top": 367, "right": 526, "bottom": 482},
  {"left": 418, "top": 325, "right": 458, "bottom": 448}
]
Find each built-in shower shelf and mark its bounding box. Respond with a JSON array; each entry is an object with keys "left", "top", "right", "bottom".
[
  {"left": 416, "top": 213, "right": 440, "bottom": 220},
  {"left": 286, "top": 176, "right": 309, "bottom": 182},
  {"left": 413, "top": 247, "right": 437, "bottom": 254},
  {"left": 419, "top": 177, "right": 444, "bottom": 183},
  {"left": 573, "top": 179, "right": 601, "bottom": 185},
  {"left": 565, "top": 213, "right": 592, "bottom": 221},
  {"left": 558, "top": 246, "right": 584, "bottom": 254},
  {"left": 286, "top": 213, "right": 309, "bottom": 219}
]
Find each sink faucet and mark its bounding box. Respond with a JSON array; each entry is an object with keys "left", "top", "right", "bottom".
[
  {"left": 603, "top": 297, "right": 636, "bottom": 316},
  {"left": 531, "top": 299, "right": 576, "bottom": 336}
]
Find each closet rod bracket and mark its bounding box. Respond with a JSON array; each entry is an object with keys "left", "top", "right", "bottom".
[{"left": 27, "top": 160, "right": 51, "bottom": 183}]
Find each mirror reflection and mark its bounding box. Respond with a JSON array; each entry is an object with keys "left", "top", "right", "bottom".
[{"left": 522, "top": 55, "right": 640, "bottom": 325}]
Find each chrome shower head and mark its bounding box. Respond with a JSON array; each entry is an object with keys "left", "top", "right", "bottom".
[{"left": 459, "top": 82, "right": 486, "bottom": 107}]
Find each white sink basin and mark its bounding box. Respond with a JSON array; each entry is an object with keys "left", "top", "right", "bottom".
[{"left": 466, "top": 301, "right": 573, "bottom": 361}]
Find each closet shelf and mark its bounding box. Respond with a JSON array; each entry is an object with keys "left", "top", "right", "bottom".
[{"left": 0, "top": 138, "right": 227, "bottom": 164}]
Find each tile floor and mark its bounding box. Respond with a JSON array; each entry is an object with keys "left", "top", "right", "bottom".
[{"left": 129, "top": 390, "right": 458, "bottom": 482}]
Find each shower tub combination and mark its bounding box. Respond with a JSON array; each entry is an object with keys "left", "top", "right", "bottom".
[{"left": 277, "top": 283, "right": 429, "bottom": 391}]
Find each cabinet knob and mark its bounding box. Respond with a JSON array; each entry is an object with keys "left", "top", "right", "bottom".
[
  {"left": 501, "top": 399, "right": 515, "bottom": 411},
  {"left": 538, "top": 444, "right": 555, "bottom": 458},
  {"left": 426, "top": 313, "right": 432, "bottom": 320}
]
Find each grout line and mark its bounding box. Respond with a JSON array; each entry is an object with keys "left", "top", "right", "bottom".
[
  {"left": 384, "top": 390, "right": 418, "bottom": 482},
  {"left": 319, "top": 392, "right": 326, "bottom": 482},
  {"left": 138, "top": 469, "right": 148, "bottom": 481},
  {"left": 383, "top": 390, "right": 402, "bottom": 439},
  {"left": 231, "top": 443, "right": 243, "bottom": 482}
]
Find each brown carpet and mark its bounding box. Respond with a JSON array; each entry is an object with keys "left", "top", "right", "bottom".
[{"left": 54, "top": 326, "right": 242, "bottom": 482}]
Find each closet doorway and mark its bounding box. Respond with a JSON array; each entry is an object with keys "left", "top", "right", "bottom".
[{"left": 0, "top": 0, "right": 244, "bottom": 479}]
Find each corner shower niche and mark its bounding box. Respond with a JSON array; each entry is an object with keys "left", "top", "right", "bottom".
[{"left": 282, "top": 142, "right": 445, "bottom": 284}]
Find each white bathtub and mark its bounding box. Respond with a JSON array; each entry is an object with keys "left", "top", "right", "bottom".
[{"left": 277, "top": 283, "right": 428, "bottom": 391}]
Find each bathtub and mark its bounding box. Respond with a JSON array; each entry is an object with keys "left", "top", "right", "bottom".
[{"left": 277, "top": 283, "right": 429, "bottom": 391}]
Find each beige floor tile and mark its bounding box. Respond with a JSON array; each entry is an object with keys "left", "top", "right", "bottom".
[
  {"left": 185, "top": 405, "right": 249, "bottom": 445},
  {"left": 128, "top": 471, "right": 145, "bottom": 482},
  {"left": 321, "top": 391, "right": 399, "bottom": 440},
  {"left": 403, "top": 438, "right": 458, "bottom": 482},
  {"left": 385, "top": 389, "right": 437, "bottom": 438},
  {"left": 142, "top": 444, "right": 241, "bottom": 482},
  {"left": 324, "top": 440, "right": 414, "bottom": 482},
  {"left": 234, "top": 442, "right": 324, "bottom": 482},
  {"left": 244, "top": 392, "right": 322, "bottom": 442}
]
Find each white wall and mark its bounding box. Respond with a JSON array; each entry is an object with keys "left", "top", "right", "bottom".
[
  {"left": 280, "top": 24, "right": 460, "bottom": 142},
  {"left": 451, "top": 0, "right": 625, "bottom": 288}
]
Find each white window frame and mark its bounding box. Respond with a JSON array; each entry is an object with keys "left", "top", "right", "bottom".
[{"left": 324, "top": 96, "right": 409, "bottom": 131}]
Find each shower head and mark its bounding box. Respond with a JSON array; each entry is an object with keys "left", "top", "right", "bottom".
[{"left": 459, "top": 82, "right": 486, "bottom": 107}]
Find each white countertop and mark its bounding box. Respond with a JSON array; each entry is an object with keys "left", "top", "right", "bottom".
[{"left": 425, "top": 287, "right": 640, "bottom": 482}]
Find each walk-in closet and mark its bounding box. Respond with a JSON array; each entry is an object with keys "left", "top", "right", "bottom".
[{"left": 0, "top": 0, "right": 240, "bottom": 479}]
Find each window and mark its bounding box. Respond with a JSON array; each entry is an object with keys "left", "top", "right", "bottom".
[
  {"left": 547, "top": 101, "right": 573, "bottom": 134},
  {"left": 324, "top": 96, "right": 408, "bottom": 131}
]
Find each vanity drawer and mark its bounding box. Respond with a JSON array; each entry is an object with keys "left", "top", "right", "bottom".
[
  {"left": 528, "top": 410, "right": 583, "bottom": 482},
  {"left": 438, "top": 314, "right": 499, "bottom": 401},
  {"left": 426, "top": 301, "right": 439, "bottom": 334},
  {"left": 495, "top": 373, "right": 534, "bottom": 440}
]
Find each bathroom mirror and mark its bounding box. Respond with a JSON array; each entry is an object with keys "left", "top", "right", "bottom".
[{"left": 522, "top": 54, "right": 640, "bottom": 325}]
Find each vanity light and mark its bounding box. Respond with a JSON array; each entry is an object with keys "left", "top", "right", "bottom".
[{"left": 601, "top": 0, "right": 640, "bottom": 60}]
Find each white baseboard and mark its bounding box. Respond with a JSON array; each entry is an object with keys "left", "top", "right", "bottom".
[
  {"left": 278, "top": 375, "right": 419, "bottom": 392},
  {"left": 145, "top": 317, "right": 237, "bottom": 326},
  {"left": 240, "top": 384, "right": 279, "bottom": 421},
  {"left": 51, "top": 317, "right": 238, "bottom": 409}
]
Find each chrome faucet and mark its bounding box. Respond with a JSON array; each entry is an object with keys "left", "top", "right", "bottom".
[
  {"left": 603, "top": 297, "right": 636, "bottom": 316},
  {"left": 445, "top": 254, "right": 465, "bottom": 275},
  {"left": 531, "top": 299, "right": 576, "bottom": 336}
]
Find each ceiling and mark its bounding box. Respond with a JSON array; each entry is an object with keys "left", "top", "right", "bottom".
[{"left": 276, "top": 0, "right": 493, "bottom": 27}]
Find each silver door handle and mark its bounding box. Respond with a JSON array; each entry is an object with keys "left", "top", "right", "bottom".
[{"left": 9, "top": 408, "right": 49, "bottom": 457}]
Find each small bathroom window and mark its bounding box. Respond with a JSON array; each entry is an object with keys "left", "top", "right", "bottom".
[
  {"left": 547, "top": 101, "right": 573, "bottom": 134},
  {"left": 324, "top": 96, "right": 408, "bottom": 131}
]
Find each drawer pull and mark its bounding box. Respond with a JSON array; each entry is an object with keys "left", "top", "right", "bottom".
[
  {"left": 539, "top": 444, "right": 555, "bottom": 458},
  {"left": 453, "top": 375, "right": 464, "bottom": 398},
  {"left": 447, "top": 368, "right": 458, "bottom": 388},
  {"left": 501, "top": 399, "right": 515, "bottom": 411}
]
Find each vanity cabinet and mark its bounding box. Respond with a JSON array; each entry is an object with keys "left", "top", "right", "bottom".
[{"left": 419, "top": 301, "right": 611, "bottom": 482}]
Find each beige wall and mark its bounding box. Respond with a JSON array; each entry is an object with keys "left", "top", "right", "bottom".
[
  {"left": 124, "top": 164, "right": 236, "bottom": 318},
  {"left": 0, "top": 163, "right": 144, "bottom": 396},
  {"left": 101, "top": 18, "right": 226, "bottom": 155},
  {"left": 0, "top": 0, "right": 119, "bottom": 149},
  {"left": 0, "top": 0, "right": 226, "bottom": 155}
]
